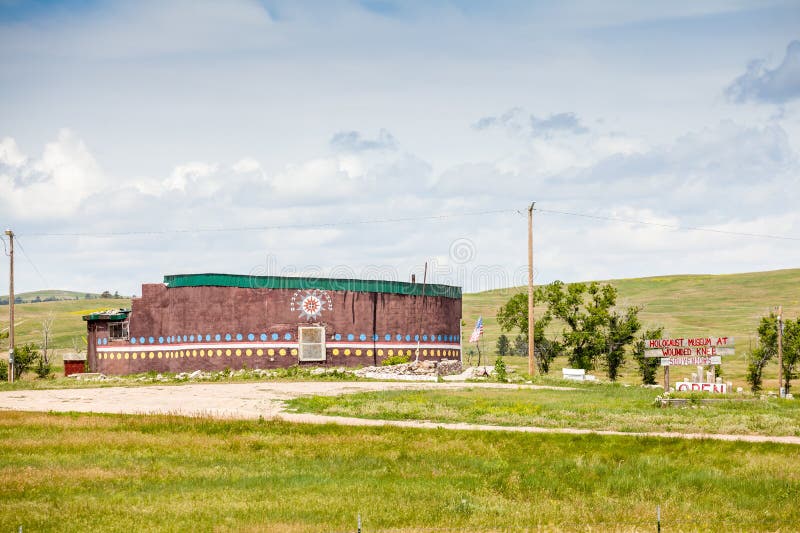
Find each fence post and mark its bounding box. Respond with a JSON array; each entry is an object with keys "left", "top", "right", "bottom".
[
  {"left": 657, "top": 505, "right": 661, "bottom": 533},
  {"left": 357, "top": 512, "right": 362, "bottom": 533}
]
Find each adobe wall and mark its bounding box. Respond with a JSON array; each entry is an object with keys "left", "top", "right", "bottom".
[{"left": 90, "top": 284, "right": 462, "bottom": 375}]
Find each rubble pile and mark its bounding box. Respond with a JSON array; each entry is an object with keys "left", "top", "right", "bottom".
[{"left": 354, "top": 359, "right": 463, "bottom": 380}]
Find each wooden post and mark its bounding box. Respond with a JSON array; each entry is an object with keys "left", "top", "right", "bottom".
[
  {"left": 664, "top": 366, "right": 670, "bottom": 393},
  {"left": 778, "top": 306, "right": 784, "bottom": 397},
  {"left": 4, "top": 229, "right": 13, "bottom": 383},
  {"left": 527, "top": 202, "right": 536, "bottom": 376}
]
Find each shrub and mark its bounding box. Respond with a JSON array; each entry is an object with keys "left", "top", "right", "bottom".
[
  {"left": 35, "top": 354, "right": 52, "bottom": 378},
  {"left": 494, "top": 357, "right": 507, "bottom": 383},
  {"left": 382, "top": 353, "right": 411, "bottom": 366},
  {"left": 11, "top": 343, "right": 39, "bottom": 380}
]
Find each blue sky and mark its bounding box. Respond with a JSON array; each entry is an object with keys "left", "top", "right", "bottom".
[{"left": 1, "top": 0, "right": 799, "bottom": 295}]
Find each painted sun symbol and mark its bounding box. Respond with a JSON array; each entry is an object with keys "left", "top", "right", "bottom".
[
  {"left": 291, "top": 289, "right": 331, "bottom": 321},
  {"left": 301, "top": 296, "right": 321, "bottom": 316}
]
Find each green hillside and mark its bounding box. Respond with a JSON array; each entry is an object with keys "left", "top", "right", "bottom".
[
  {"left": 0, "top": 290, "right": 107, "bottom": 304},
  {"left": 464, "top": 268, "right": 800, "bottom": 348},
  {"left": 0, "top": 298, "right": 131, "bottom": 350},
  {"left": 463, "top": 268, "right": 800, "bottom": 386}
]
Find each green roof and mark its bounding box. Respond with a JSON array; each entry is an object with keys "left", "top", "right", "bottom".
[
  {"left": 164, "top": 273, "right": 461, "bottom": 299},
  {"left": 82, "top": 309, "right": 131, "bottom": 322}
]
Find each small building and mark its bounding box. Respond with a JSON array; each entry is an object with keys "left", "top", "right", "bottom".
[
  {"left": 62, "top": 353, "right": 87, "bottom": 376},
  {"left": 84, "top": 273, "right": 463, "bottom": 375}
]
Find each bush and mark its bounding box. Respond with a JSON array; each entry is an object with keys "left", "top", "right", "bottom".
[
  {"left": 382, "top": 353, "right": 411, "bottom": 366},
  {"left": 494, "top": 357, "right": 507, "bottom": 383},
  {"left": 11, "top": 343, "right": 39, "bottom": 380},
  {"left": 35, "top": 355, "right": 52, "bottom": 378},
  {"left": 0, "top": 359, "right": 7, "bottom": 381}
]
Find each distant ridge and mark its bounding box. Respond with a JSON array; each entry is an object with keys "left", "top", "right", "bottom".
[{"left": 0, "top": 290, "right": 128, "bottom": 305}]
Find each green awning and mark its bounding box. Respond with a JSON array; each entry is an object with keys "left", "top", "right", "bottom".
[
  {"left": 164, "top": 273, "right": 461, "bottom": 299},
  {"left": 82, "top": 309, "right": 131, "bottom": 322}
]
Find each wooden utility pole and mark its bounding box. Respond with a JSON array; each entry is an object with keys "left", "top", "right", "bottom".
[
  {"left": 5, "top": 229, "right": 14, "bottom": 383},
  {"left": 778, "top": 305, "right": 784, "bottom": 397},
  {"left": 528, "top": 202, "right": 536, "bottom": 376}
]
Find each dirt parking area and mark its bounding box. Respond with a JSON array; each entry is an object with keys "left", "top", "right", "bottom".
[{"left": 0, "top": 381, "right": 559, "bottom": 420}]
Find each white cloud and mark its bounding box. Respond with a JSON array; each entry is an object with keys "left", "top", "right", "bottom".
[{"left": 0, "top": 129, "right": 104, "bottom": 218}]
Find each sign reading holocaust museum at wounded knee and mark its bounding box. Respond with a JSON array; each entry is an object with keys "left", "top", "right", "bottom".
[{"left": 643, "top": 336, "right": 734, "bottom": 366}]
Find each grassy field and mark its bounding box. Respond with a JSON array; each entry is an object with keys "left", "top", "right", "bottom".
[
  {"left": 1, "top": 411, "right": 798, "bottom": 532},
  {"left": 286, "top": 384, "right": 800, "bottom": 436}
]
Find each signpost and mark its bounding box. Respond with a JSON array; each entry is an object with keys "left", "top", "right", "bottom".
[{"left": 644, "top": 336, "right": 734, "bottom": 392}]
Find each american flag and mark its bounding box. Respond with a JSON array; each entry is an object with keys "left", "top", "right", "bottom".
[{"left": 469, "top": 316, "right": 484, "bottom": 343}]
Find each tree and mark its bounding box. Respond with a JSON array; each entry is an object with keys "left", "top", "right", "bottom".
[
  {"left": 781, "top": 317, "right": 800, "bottom": 394},
  {"left": 497, "top": 292, "right": 559, "bottom": 374},
  {"left": 601, "top": 306, "right": 641, "bottom": 381},
  {"left": 498, "top": 281, "right": 642, "bottom": 379},
  {"left": 632, "top": 327, "right": 664, "bottom": 385},
  {"left": 11, "top": 343, "right": 39, "bottom": 380},
  {"left": 39, "top": 313, "right": 54, "bottom": 374},
  {"left": 512, "top": 335, "right": 527, "bottom": 357},
  {"left": 748, "top": 314, "right": 778, "bottom": 393},
  {"left": 496, "top": 334, "right": 510, "bottom": 357},
  {"left": 36, "top": 313, "right": 55, "bottom": 378}
]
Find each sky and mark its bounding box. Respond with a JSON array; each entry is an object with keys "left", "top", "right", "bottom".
[{"left": 1, "top": 0, "right": 800, "bottom": 296}]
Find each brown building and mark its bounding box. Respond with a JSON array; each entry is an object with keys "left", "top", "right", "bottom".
[{"left": 84, "top": 273, "right": 462, "bottom": 375}]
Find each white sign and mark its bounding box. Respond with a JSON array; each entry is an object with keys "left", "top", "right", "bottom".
[
  {"left": 675, "top": 382, "right": 727, "bottom": 394},
  {"left": 661, "top": 356, "right": 722, "bottom": 366}
]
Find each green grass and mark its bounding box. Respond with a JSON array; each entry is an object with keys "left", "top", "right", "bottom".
[
  {"left": 286, "top": 385, "right": 800, "bottom": 436},
  {"left": 465, "top": 268, "right": 800, "bottom": 387},
  {"left": 1, "top": 411, "right": 798, "bottom": 531}
]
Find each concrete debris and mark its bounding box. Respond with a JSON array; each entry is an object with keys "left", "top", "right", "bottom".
[
  {"left": 355, "top": 359, "right": 470, "bottom": 381},
  {"left": 67, "top": 372, "right": 107, "bottom": 381}
]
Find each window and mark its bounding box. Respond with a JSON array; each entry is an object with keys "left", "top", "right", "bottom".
[
  {"left": 298, "top": 326, "right": 326, "bottom": 362},
  {"left": 109, "top": 321, "right": 129, "bottom": 341}
]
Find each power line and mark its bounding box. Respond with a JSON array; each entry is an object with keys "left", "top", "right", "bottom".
[
  {"left": 14, "top": 236, "right": 49, "bottom": 287},
  {"left": 534, "top": 207, "right": 800, "bottom": 242},
  {"left": 18, "top": 208, "right": 517, "bottom": 238},
  {"left": 12, "top": 204, "right": 800, "bottom": 242}
]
